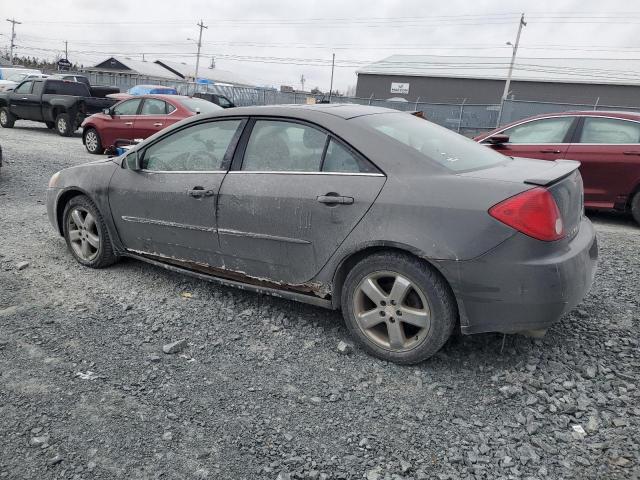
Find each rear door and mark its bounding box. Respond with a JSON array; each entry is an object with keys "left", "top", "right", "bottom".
[
  {"left": 216, "top": 118, "right": 385, "bottom": 285},
  {"left": 565, "top": 116, "right": 640, "bottom": 209},
  {"left": 133, "top": 98, "right": 178, "bottom": 139},
  {"left": 108, "top": 118, "right": 245, "bottom": 265},
  {"left": 482, "top": 116, "right": 576, "bottom": 161},
  {"left": 103, "top": 98, "right": 142, "bottom": 144}
]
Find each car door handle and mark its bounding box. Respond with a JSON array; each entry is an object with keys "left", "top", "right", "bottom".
[
  {"left": 539, "top": 149, "right": 561, "bottom": 154},
  {"left": 21, "top": 97, "right": 28, "bottom": 100},
  {"left": 153, "top": 122, "right": 164, "bottom": 127},
  {"left": 188, "top": 187, "right": 215, "bottom": 198},
  {"left": 124, "top": 122, "right": 133, "bottom": 126},
  {"left": 623, "top": 151, "right": 640, "bottom": 156},
  {"left": 317, "top": 194, "right": 354, "bottom": 205}
]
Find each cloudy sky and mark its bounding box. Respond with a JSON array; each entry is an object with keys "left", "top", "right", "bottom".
[{"left": 3, "top": 0, "right": 640, "bottom": 92}]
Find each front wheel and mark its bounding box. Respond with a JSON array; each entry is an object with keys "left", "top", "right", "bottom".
[
  {"left": 84, "top": 128, "right": 103, "bottom": 154},
  {"left": 55, "top": 113, "right": 74, "bottom": 137},
  {"left": 341, "top": 252, "right": 457, "bottom": 364},
  {"left": 63, "top": 195, "right": 117, "bottom": 268},
  {"left": 631, "top": 191, "right": 640, "bottom": 226},
  {"left": 0, "top": 107, "right": 15, "bottom": 128}
]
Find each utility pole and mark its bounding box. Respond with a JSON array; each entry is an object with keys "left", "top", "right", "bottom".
[
  {"left": 193, "top": 20, "right": 208, "bottom": 94},
  {"left": 6, "top": 18, "right": 22, "bottom": 65},
  {"left": 64, "top": 40, "right": 68, "bottom": 59},
  {"left": 300, "top": 74, "right": 305, "bottom": 92},
  {"left": 497, "top": 13, "right": 526, "bottom": 127},
  {"left": 328, "top": 53, "right": 335, "bottom": 102}
]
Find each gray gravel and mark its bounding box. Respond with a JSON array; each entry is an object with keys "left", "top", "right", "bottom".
[{"left": 1, "top": 121, "right": 639, "bottom": 479}]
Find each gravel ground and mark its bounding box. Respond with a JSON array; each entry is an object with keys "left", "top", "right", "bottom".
[{"left": 1, "top": 121, "right": 639, "bottom": 480}]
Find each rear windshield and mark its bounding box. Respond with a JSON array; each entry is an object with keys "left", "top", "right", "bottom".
[
  {"left": 357, "top": 113, "right": 509, "bottom": 172},
  {"left": 178, "top": 97, "right": 223, "bottom": 114},
  {"left": 44, "top": 80, "right": 88, "bottom": 96}
]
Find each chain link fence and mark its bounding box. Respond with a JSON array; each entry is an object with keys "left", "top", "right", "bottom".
[{"left": 77, "top": 71, "right": 640, "bottom": 137}]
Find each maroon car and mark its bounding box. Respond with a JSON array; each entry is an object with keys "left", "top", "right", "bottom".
[
  {"left": 81, "top": 94, "right": 222, "bottom": 154},
  {"left": 476, "top": 111, "right": 640, "bottom": 225}
]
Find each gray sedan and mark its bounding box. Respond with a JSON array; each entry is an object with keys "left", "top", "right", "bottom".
[{"left": 46, "top": 104, "right": 598, "bottom": 364}]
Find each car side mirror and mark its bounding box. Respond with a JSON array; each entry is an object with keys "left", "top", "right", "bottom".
[
  {"left": 487, "top": 134, "right": 510, "bottom": 145},
  {"left": 125, "top": 151, "right": 143, "bottom": 171},
  {"left": 103, "top": 108, "right": 113, "bottom": 116}
]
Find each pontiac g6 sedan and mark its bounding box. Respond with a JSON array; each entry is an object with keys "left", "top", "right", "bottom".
[{"left": 47, "top": 105, "right": 598, "bottom": 364}]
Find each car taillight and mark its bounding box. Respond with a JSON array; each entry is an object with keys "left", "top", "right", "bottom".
[{"left": 489, "top": 187, "right": 565, "bottom": 241}]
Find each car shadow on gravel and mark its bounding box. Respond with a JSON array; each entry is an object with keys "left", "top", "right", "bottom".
[{"left": 10, "top": 125, "right": 83, "bottom": 138}]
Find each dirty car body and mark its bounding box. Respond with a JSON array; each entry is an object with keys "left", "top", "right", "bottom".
[{"left": 47, "top": 104, "right": 598, "bottom": 362}]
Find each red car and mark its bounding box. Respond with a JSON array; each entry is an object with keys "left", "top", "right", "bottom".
[
  {"left": 81, "top": 94, "right": 222, "bottom": 154},
  {"left": 476, "top": 111, "right": 640, "bottom": 225}
]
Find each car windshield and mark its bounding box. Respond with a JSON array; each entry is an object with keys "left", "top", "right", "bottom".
[
  {"left": 178, "top": 97, "right": 223, "bottom": 114},
  {"left": 358, "top": 112, "right": 509, "bottom": 172},
  {"left": 7, "top": 73, "right": 28, "bottom": 82}
]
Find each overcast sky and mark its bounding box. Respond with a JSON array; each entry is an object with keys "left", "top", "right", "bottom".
[{"left": 3, "top": 0, "right": 640, "bottom": 92}]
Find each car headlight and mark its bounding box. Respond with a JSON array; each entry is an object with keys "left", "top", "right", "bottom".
[{"left": 48, "top": 171, "right": 61, "bottom": 188}]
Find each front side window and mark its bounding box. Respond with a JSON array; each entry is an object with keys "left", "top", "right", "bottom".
[
  {"left": 14, "top": 81, "right": 33, "bottom": 94},
  {"left": 502, "top": 117, "right": 574, "bottom": 144},
  {"left": 140, "top": 98, "right": 168, "bottom": 115},
  {"left": 242, "top": 120, "right": 327, "bottom": 171},
  {"left": 141, "top": 120, "right": 242, "bottom": 172},
  {"left": 113, "top": 99, "right": 142, "bottom": 116},
  {"left": 580, "top": 117, "right": 640, "bottom": 144},
  {"left": 358, "top": 112, "right": 507, "bottom": 172}
]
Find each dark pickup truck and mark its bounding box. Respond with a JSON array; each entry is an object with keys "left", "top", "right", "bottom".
[{"left": 0, "top": 79, "right": 118, "bottom": 136}]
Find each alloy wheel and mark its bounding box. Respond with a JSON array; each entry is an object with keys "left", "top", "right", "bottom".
[
  {"left": 85, "top": 131, "right": 99, "bottom": 152},
  {"left": 0, "top": 110, "right": 7, "bottom": 124},
  {"left": 57, "top": 117, "right": 67, "bottom": 133},
  {"left": 67, "top": 207, "right": 100, "bottom": 261},
  {"left": 353, "top": 271, "right": 431, "bottom": 351}
]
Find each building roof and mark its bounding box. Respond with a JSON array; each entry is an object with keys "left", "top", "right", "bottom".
[
  {"left": 357, "top": 55, "right": 640, "bottom": 86},
  {"left": 87, "top": 57, "right": 181, "bottom": 80},
  {"left": 154, "top": 60, "right": 254, "bottom": 87}
]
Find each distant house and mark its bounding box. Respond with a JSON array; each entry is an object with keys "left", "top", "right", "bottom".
[
  {"left": 83, "top": 56, "right": 182, "bottom": 86},
  {"left": 356, "top": 55, "right": 640, "bottom": 106},
  {"left": 154, "top": 59, "right": 254, "bottom": 87}
]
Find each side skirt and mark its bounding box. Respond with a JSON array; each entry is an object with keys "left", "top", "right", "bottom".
[{"left": 123, "top": 252, "right": 334, "bottom": 309}]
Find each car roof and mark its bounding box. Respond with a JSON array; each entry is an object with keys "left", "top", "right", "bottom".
[{"left": 198, "top": 103, "right": 399, "bottom": 120}]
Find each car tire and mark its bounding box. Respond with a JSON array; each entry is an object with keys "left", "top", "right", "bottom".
[
  {"left": 62, "top": 195, "right": 117, "bottom": 268},
  {"left": 55, "top": 113, "right": 74, "bottom": 137},
  {"left": 631, "top": 191, "right": 640, "bottom": 226},
  {"left": 0, "top": 107, "right": 15, "bottom": 128},
  {"left": 341, "top": 251, "right": 457, "bottom": 364},
  {"left": 45, "top": 121, "right": 55, "bottom": 129},
  {"left": 84, "top": 128, "right": 103, "bottom": 154}
]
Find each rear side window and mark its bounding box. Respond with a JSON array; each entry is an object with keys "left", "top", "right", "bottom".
[
  {"left": 502, "top": 117, "right": 574, "bottom": 143},
  {"left": 580, "top": 117, "right": 640, "bottom": 143},
  {"left": 322, "top": 139, "right": 378, "bottom": 173},
  {"left": 358, "top": 113, "right": 507, "bottom": 172},
  {"left": 43, "top": 80, "right": 88, "bottom": 96},
  {"left": 140, "top": 98, "right": 168, "bottom": 115},
  {"left": 113, "top": 99, "right": 142, "bottom": 116}
]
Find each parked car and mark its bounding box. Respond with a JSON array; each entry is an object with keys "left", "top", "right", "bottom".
[
  {"left": 47, "top": 105, "right": 597, "bottom": 364},
  {"left": 476, "top": 111, "right": 640, "bottom": 225},
  {"left": 127, "top": 85, "right": 178, "bottom": 96},
  {"left": 194, "top": 92, "right": 235, "bottom": 108},
  {"left": 0, "top": 72, "right": 48, "bottom": 92},
  {"left": 0, "top": 79, "right": 118, "bottom": 136},
  {"left": 81, "top": 95, "right": 222, "bottom": 154},
  {"left": 48, "top": 74, "right": 120, "bottom": 98}
]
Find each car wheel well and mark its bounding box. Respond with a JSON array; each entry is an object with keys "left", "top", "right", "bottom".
[
  {"left": 331, "top": 245, "right": 454, "bottom": 309},
  {"left": 55, "top": 190, "right": 85, "bottom": 236},
  {"left": 628, "top": 182, "right": 640, "bottom": 210}
]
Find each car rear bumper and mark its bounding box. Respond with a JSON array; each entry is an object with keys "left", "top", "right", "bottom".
[{"left": 437, "top": 217, "right": 598, "bottom": 334}]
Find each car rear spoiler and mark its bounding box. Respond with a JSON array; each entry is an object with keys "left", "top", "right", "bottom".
[{"left": 524, "top": 160, "right": 581, "bottom": 187}]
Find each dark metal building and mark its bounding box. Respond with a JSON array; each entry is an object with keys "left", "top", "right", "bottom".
[{"left": 356, "top": 55, "right": 640, "bottom": 107}]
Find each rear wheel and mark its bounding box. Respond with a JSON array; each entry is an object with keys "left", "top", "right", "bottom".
[
  {"left": 55, "top": 113, "right": 74, "bottom": 137},
  {"left": 0, "top": 107, "right": 15, "bottom": 128},
  {"left": 631, "top": 191, "right": 640, "bottom": 226},
  {"left": 341, "top": 252, "right": 457, "bottom": 364},
  {"left": 62, "top": 195, "right": 117, "bottom": 268},
  {"left": 84, "top": 128, "right": 103, "bottom": 154}
]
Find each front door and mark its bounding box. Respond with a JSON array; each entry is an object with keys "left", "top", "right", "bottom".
[
  {"left": 565, "top": 116, "right": 640, "bottom": 209},
  {"left": 108, "top": 118, "right": 245, "bottom": 265},
  {"left": 216, "top": 119, "right": 385, "bottom": 285},
  {"left": 10, "top": 81, "right": 35, "bottom": 119},
  {"left": 103, "top": 98, "right": 142, "bottom": 146},
  {"left": 484, "top": 116, "right": 576, "bottom": 161}
]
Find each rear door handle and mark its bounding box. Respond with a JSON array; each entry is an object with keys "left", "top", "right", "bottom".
[
  {"left": 153, "top": 122, "right": 164, "bottom": 127},
  {"left": 21, "top": 97, "right": 28, "bottom": 100},
  {"left": 623, "top": 151, "right": 640, "bottom": 155},
  {"left": 539, "top": 149, "right": 561, "bottom": 154},
  {"left": 188, "top": 186, "right": 215, "bottom": 198},
  {"left": 317, "top": 194, "right": 354, "bottom": 205}
]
